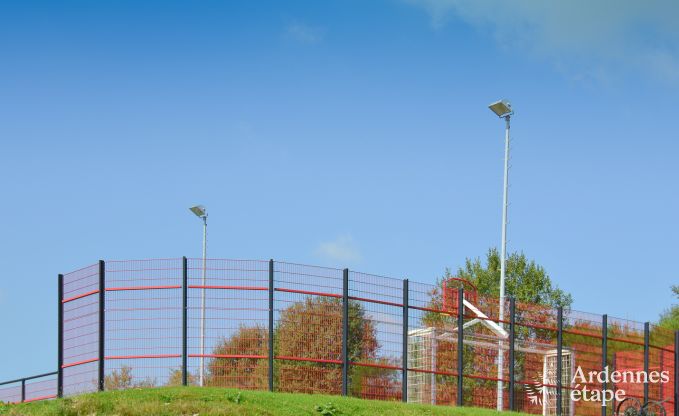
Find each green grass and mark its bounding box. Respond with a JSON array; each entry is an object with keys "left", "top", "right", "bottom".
[{"left": 0, "top": 387, "right": 532, "bottom": 416}]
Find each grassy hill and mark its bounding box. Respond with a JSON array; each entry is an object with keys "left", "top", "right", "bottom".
[{"left": 0, "top": 387, "right": 532, "bottom": 416}]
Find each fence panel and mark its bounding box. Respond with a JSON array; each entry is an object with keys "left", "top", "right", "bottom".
[
  {"left": 348, "top": 271, "right": 403, "bottom": 401},
  {"left": 62, "top": 263, "right": 100, "bottom": 396},
  {"left": 24, "top": 377, "right": 58, "bottom": 402},
  {"left": 406, "top": 281, "right": 459, "bottom": 406},
  {"left": 562, "top": 309, "right": 604, "bottom": 416},
  {"left": 650, "top": 324, "right": 676, "bottom": 416},
  {"left": 461, "top": 293, "right": 510, "bottom": 411},
  {"left": 0, "top": 383, "right": 21, "bottom": 404},
  {"left": 187, "top": 258, "right": 269, "bottom": 389},
  {"left": 514, "top": 301, "right": 559, "bottom": 415},
  {"left": 273, "top": 262, "right": 343, "bottom": 395},
  {"left": 104, "top": 259, "right": 183, "bottom": 389}
]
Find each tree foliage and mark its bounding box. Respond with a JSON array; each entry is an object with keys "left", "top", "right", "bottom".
[
  {"left": 104, "top": 366, "right": 156, "bottom": 390},
  {"left": 206, "top": 297, "right": 379, "bottom": 395},
  {"left": 455, "top": 248, "right": 572, "bottom": 308},
  {"left": 658, "top": 285, "right": 679, "bottom": 331},
  {"left": 207, "top": 325, "right": 268, "bottom": 389}
]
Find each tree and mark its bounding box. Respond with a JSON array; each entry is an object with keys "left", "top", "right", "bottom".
[
  {"left": 455, "top": 248, "right": 572, "bottom": 308},
  {"left": 419, "top": 248, "right": 573, "bottom": 406},
  {"left": 104, "top": 366, "right": 156, "bottom": 390},
  {"left": 275, "top": 297, "right": 378, "bottom": 395},
  {"left": 207, "top": 325, "right": 268, "bottom": 389},
  {"left": 166, "top": 368, "right": 198, "bottom": 386},
  {"left": 206, "top": 297, "right": 380, "bottom": 394},
  {"left": 658, "top": 285, "right": 679, "bottom": 330}
]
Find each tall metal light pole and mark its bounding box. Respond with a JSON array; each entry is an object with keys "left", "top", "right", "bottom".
[
  {"left": 189, "top": 205, "right": 208, "bottom": 387},
  {"left": 488, "top": 99, "right": 513, "bottom": 411}
]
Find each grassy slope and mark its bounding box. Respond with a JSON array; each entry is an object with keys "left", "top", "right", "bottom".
[{"left": 0, "top": 387, "right": 532, "bottom": 416}]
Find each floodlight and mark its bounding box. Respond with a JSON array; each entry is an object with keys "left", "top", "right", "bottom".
[
  {"left": 189, "top": 205, "right": 207, "bottom": 218},
  {"left": 488, "top": 100, "right": 513, "bottom": 118}
]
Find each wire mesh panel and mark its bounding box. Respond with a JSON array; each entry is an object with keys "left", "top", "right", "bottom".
[
  {"left": 514, "top": 301, "right": 559, "bottom": 415},
  {"left": 462, "top": 292, "right": 510, "bottom": 411},
  {"left": 24, "top": 377, "right": 58, "bottom": 402},
  {"left": 105, "top": 259, "right": 183, "bottom": 389},
  {"left": 62, "top": 263, "right": 100, "bottom": 396},
  {"left": 561, "top": 309, "right": 603, "bottom": 416},
  {"left": 273, "top": 262, "right": 343, "bottom": 395},
  {"left": 348, "top": 271, "right": 403, "bottom": 401},
  {"left": 650, "top": 324, "right": 675, "bottom": 416},
  {"left": 407, "top": 281, "right": 459, "bottom": 406},
  {"left": 187, "top": 258, "right": 269, "bottom": 390},
  {"left": 0, "top": 383, "right": 21, "bottom": 404},
  {"left": 608, "top": 315, "right": 646, "bottom": 410}
]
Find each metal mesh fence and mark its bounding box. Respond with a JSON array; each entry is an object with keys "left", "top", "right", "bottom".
[
  {"left": 62, "top": 263, "right": 100, "bottom": 397},
  {"left": 348, "top": 271, "right": 403, "bottom": 401},
  {"left": 187, "top": 258, "right": 269, "bottom": 390},
  {"left": 1, "top": 257, "right": 676, "bottom": 416},
  {"left": 104, "top": 258, "right": 183, "bottom": 389},
  {"left": 273, "top": 262, "right": 343, "bottom": 395}
]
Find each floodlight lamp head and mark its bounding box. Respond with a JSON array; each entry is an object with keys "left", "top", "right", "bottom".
[
  {"left": 488, "top": 99, "right": 513, "bottom": 118},
  {"left": 189, "top": 205, "right": 207, "bottom": 218}
]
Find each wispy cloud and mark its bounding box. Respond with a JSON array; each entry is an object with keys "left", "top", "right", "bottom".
[
  {"left": 315, "top": 234, "right": 362, "bottom": 263},
  {"left": 404, "top": 0, "right": 679, "bottom": 86},
  {"left": 285, "top": 22, "right": 325, "bottom": 44}
]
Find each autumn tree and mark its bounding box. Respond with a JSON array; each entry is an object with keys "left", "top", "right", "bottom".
[
  {"left": 275, "top": 297, "right": 378, "bottom": 395},
  {"left": 206, "top": 297, "right": 380, "bottom": 395},
  {"left": 206, "top": 325, "right": 268, "bottom": 389}
]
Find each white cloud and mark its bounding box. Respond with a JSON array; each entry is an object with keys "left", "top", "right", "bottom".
[
  {"left": 404, "top": 0, "right": 679, "bottom": 85},
  {"left": 315, "top": 234, "right": 362, "bottom": 263},
  {"left": 285, "top": 22, "right": 325, "bottom": 44}
]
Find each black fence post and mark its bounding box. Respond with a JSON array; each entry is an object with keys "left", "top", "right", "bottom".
[
  {"left": 557, "top": 306, "right": 563, "bottom": 416},
  {"left": 674, "top": 330, "right": 678, "bottom": 416},
  {"left": 268, "top": 259, "right": 274, "bottom": 392},
  {"left": 98, "top": 260, "right": 105, "bottom": 392},
  {"left": 601, "top": 314, "right": 607, "bottom": 416},
  {"left": 509, "top": 297, "right": 516, "bottom": 411},
  {"left": 402, "top": 279, "right": 409, "bottom": 403},
  {"left": 57, "top": 274, "right": 64, "bottom": 398},
  {"left": 182, "top": 257, "right": 188, "bottom": 386},
  {"left": 21, "top": 379, "right": 25, "bottom": 403},
  {"left": 457, "top": 288, "right": 464, "bottom": 406},
  {"left": 342, "top": 268, "right": 349, "bottom": 397},
  {"left": 643, "top": 322, "right": 650, "bottom": 404}
]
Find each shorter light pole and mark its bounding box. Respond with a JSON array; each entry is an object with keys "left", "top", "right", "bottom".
[
  {"left": 189, "top": 205, "right": 208, "bottom": 386},
  {"left": 488, "top": 99, "right": 514, "bottom": 411}
]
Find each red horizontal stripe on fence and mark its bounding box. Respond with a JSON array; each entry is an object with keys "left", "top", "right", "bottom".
[
  {"left": 348, "top": 296, "right": 403, "bottom": 308},
  {"left": 274, "top": 288, "right": 342, "bottom": 299},
  {"left": 61, "top": 357, "right": 98, "bottom": 368},
  {"left": 189, "top": 354, "right": 267, "bottom": 359},
  {"left": 350, "top": 361, "right": 402, "bottom": 371},
  {"left": 408, "top": 368, "right": 458, "bottom": 377},
  {"left": 62, "top": 289, "right": 99, "bottom": 303},
  {"left": 607, "top": 335, "right": 646, "bottom": 348},
  {"left": 188, "top": 285, "right": 268, "bottom": 291},
  {"left": 105, "top": 354, "right": 181, "bottom": 360},
  {"left": 106, "top": 285, "right": 182, "bottom": 291},
  {"left": 563, "top": 328, "right": 603, "bottom": 340},
  {"left": 276, "top": 356, "right": 342, "bottom": 365},
  {"left": 464, "top": 373, "right": 510, "bottom": 383},
  {"left": 408, "top": 305, "right": 454, "bottom": 316},
  {"left": 23, "top": 395, "right": 57, "bottom": 403}
]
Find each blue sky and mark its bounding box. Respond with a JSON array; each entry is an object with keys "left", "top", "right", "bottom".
[{"left": 1, "top": 0, "right": 678, "bottom": 379}]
